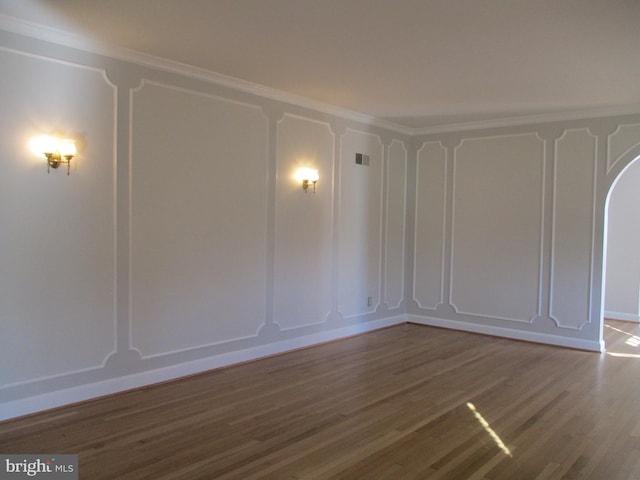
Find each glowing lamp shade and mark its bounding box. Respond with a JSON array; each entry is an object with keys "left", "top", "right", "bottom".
[
  {"left": 296, "top": 168, "right": 319, "bottom": 193},
  {"left": 31, "top": 135, "right": 77, "bottom": 175},
  {"left": 30, "top": 135, "right": 57, "bottom": 156},
  {"left": 59, "top": 139, "right": 77, "bottom": 158}
]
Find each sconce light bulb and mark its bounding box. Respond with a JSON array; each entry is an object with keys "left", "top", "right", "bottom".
[
  {"left": 30, "top": 135, "right": 57, "bottom": 156},
  {"left": 33, "top": 135, "right": 76, "bottom": 175},
  {"left": 297, "top": 168, "right": 319, "bottom": 193},
  {"left": 59, "top": 139, "right": 77, "bottom": 158}
]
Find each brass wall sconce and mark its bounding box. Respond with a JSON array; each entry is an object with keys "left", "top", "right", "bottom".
[
  {"left": 297, "top": 168, "right": 319, "bottom": 193},
  {"left": 32, "top": 135, "right": 77, "bottom": 175}
]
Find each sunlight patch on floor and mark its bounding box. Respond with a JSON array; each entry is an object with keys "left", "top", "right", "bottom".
[
  {"left": 605, "top": 323, "right": 640, "bottom": 349},
  {"left": 606, "top": 352, "right": 640, "bottom": 358},
  {"left": 466, "top": 402, "right": 512, "bottom": 457}
]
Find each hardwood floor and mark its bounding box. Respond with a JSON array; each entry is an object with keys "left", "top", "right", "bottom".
[{"left": 3, "top": 321, "right": 640, "bottom": 479}]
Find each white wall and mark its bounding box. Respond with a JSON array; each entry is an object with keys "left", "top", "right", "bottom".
[
  {"left": 408, "top": 121, "right": 640, "bottom": 351},
  {"left": 0, "top": 47, "right": 117, "bottom": 387},
  {"left": 605, "top": 151, "right": 640, "bottom": 322},
  {"left": 130, "top": 81, "right": 269, "bottom": 356},
  {"left": 0, "top": 30, "right": 407, "bottom": 419}
]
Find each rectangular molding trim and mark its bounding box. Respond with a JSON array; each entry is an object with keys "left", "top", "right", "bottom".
[
  {"left": 407, "top": 315, "right": 604, "bottom": 353},
  {"left": 0, "top": 316, "right": 407, "bottom": 422}
]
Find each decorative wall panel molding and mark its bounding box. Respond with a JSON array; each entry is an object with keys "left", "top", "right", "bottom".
[
  {"left": 130, "top": 80, "right": 269, "bottom": 357},
  {"left": 450, "top": 133, "right": 544, "bottom": 322},
  {"left": 338, "top": 129, "right": 384, "bottom": 318},
  {"left": 0, "top": 49, "right": 117, "bottom": 385},
  {"left": 274, "top": 114, "right": 334, "bottom": 330},
  {"left": 607, "top": 124, "right": 640, "bottom": 174},
  {"left": 384, "top": 139, "right": 407, "bottom": 309},
  {"left": 550, "top": 129, "right": 597, "bottom": 329},
  {"left": 413, "top": 141, "right": 447, "bottom": 309}
]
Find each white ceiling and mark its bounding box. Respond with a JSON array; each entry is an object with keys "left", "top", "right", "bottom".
[{"left": 1, "top": 0, "right": 639, "bottom": 130}]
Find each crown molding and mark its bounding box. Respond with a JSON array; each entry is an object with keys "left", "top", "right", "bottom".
[
  {"left": 1, "top": 13, "right": 639, "bottom": 137},
  {"left": 0, "top": 13, "right": 412, "bottom": 136},
  {"left": 410, "top": 104, "right": 640, "bottom": 136}
]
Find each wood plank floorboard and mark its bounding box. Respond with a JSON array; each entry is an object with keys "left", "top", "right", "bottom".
[{"left": 2, "top": 321, "right": 640, "bottom": 479}]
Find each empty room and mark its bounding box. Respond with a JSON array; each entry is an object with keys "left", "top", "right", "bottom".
[{"left": 2, "top": 1, "right": 640, "bottom": 478}]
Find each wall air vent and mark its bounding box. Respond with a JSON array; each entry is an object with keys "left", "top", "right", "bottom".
[{"left": 355, "top": 153, "right": 370, "bottom": 166}]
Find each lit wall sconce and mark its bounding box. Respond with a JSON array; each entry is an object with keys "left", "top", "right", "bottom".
[
  {"left": 297, "top": 168, "right": 319, "bottom": 193},
  {"left": 31, "top": 135, "right": 77, "bottom": 175}
]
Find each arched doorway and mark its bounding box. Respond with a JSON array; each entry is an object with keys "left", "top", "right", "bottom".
[{"left": 601, "top": 146, "right": 640, "bottom": 350}]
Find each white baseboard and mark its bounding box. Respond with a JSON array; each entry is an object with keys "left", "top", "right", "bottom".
[
  {"left": 0, "top": 315, "right": 406, "bottom": 421},
  {"left": 407, "top": 314, "right": 604, "bottom": 353},
  {"left": 604, "top": 310, "right": 640, "bottom": 323}
]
